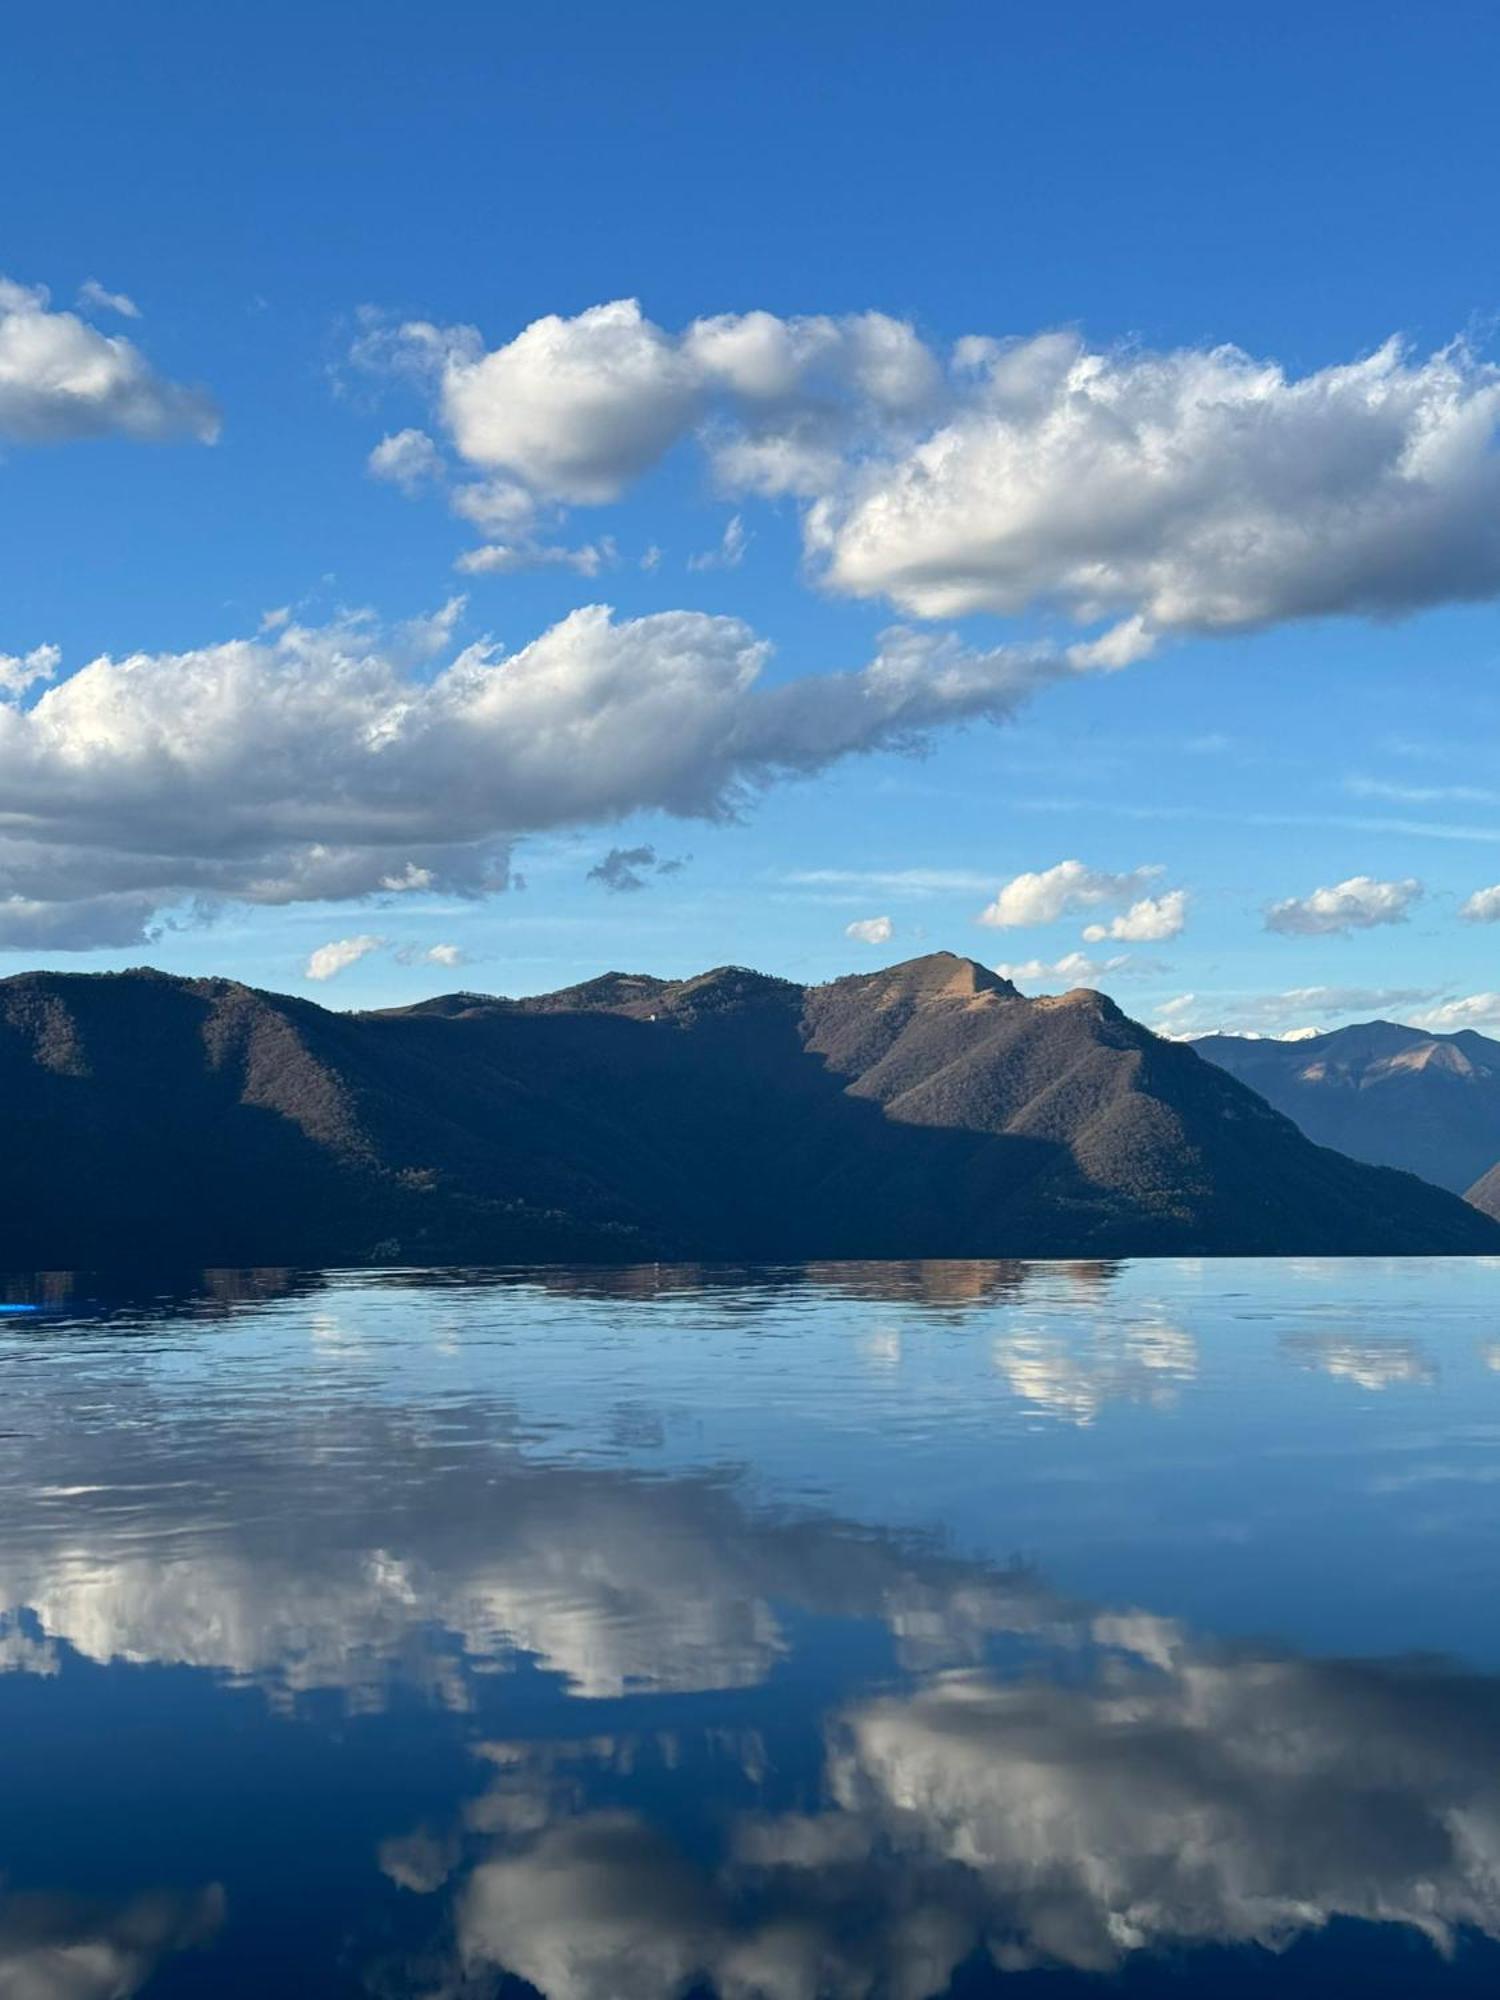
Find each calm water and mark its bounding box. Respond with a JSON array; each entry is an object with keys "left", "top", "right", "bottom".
[{"left": 3, "top": 1259, "right": 1500, "bottom": 1998}]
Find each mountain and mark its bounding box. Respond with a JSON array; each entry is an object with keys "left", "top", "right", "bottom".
[
  {"left": 0, "top": 955, "right": 1495, "bottom": 1270},
  {"left": 1467, "top": 1161, "right": 1500, "bottom": 1222},
  {"left": 1194, "top": 1020, "right": 1500, "bottom": 1197}
]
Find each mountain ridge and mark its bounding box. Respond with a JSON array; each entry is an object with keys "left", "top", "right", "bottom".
[
  {"left": 1, "top": 954, "right": 1495, "bottom": 1268},
  {"left": 1194, "top": 1018, "right": 1500, "bottom": 1198}
]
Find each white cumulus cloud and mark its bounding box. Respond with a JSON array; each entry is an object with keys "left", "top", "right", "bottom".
[
  {"left": 1460, "top": 884, "right": 1500, "bottom": 923},
  {"left": 368, "top": 426, "right": 444, "bottom": 491},
  {"left": 976, "top": 860, "right": 1163, "bottom": 930},
  {"left": 813, "top": 334, "right": 1500, "bottom": 639},
  {"left": 441, "top": 298, "right": 700, "bottom": 503},
  {"left": 305, "top": 935, "right": 383, "bottom": 981},
  {"left": 356, "top": 299, "right": 943, "bottom": 550},
  {"left": 0, "top": 275, "right": 218, "bottom": 444},
  {"left": 1265, "top": 874, "right": 1423, "bottom": 936},
  {"left": 0, "top": 643, "right": 60, "bottom": 700},
  {"left": 845, "top": 915, "right": 893, "bottom": 944},
  {"left": 1082, "top": 887, "right": 1187, "bottom": 943}
]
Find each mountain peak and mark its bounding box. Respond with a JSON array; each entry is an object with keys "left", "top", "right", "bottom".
[
  {"left": 1041, "top": 986, "right": 1128, "bottom": 1017},
  {"left": 826, "top": 952, "right": 1019, "bottom": 1006}
]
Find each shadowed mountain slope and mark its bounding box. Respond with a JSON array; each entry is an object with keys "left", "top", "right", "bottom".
[
  {"left": 1, "top": 955, "right": 1495, "bottom": 1268},
  {"left": 1195, "top": 1020, "right": 1500, "bottom": 1196}
]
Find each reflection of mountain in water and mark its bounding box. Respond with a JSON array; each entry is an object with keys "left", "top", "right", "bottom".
[
  {"left": 0, "top": 1257, "right": 1115, "bottom": 1327},
  {"left": 400, "top": 1258, "right": 1115, "bottom": 1311},
  {"left": 0, "top": 1261, "right": 321, "bottom": 1325}
]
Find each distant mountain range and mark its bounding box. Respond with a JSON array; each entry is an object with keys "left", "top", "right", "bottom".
[
  {"left": 1, "top": 955, "right": 1495, "bottom": 1268},
  {"left": 1194, "top": 1021, "right": 1500, "bottom": 1209}
]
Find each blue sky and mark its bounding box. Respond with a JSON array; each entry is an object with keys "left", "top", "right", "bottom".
[{"left": 5, "top": 0, "right": 1500, "bottom": 1031}]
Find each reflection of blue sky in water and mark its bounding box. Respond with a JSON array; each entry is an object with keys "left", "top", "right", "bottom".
[{"left": 3, "top": 1259, "right": 1500, "bottom": 1995}]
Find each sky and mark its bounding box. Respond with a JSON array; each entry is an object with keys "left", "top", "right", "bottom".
[{"left": 5, "top": 0, "right": 1500, "bottom": 1034}]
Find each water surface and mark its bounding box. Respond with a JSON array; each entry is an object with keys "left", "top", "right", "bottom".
[{"left": 3, "top": 1258, "right": 1500, "bottom": 1996}]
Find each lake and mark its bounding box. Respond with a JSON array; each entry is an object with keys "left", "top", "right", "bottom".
[{"left": 3, "top": 1258, "right": 1500, "bottom": 1997}]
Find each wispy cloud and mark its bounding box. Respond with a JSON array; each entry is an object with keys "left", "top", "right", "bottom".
[
  {"left": 784, "top": 867, "right": 996, "bottom": 895},
  {"left": 77, "top": 277, "right": 141, "bottom": 320},
  {"left": 1345, "top": 775, "right": 1500, "bottom": 806},
  {"left": 994, "top": 949, "right": 1140, "bottom": 987},
  {"left": 1018, "top": 798, "right": 1500, "bottom": 843},
  {"left": 687, "top": 513, "right": 748, "bottom": 571}
]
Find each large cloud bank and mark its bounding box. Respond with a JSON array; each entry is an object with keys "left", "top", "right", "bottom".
[
  {"left": 432, "top": 1609, "right": 1500, "bottom": 2000},
  {"left": 0, "top": 605, "right": 1095, "bottom": 948},
  {"left": 366, "top": 299, "right": 1500, "bottom": 652}
]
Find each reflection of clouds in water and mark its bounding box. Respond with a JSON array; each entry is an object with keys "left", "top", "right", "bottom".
[
  {"left": 860, "top": 1327, "right": 902, "bottom": 1369},
  {"left": 0, "top": 1884, "right": 223, "bottom": 2000},
  {"left": 1282, "top": 1331, "right": 1437, "bottom": 1390},
  {"left": 378, "top": 1825, "right": 461, "bottom": 1896},
  {"left": 461, "top": 1814, "right": 720, "bottom": 2000},
  {"left": 1, "top": 1490, "right": 785, "bottom": 1705},
  {"left": 392, "top": 1619, "right": 1500, "bottom": 1999},
  {"left": 992, "top": 1314, "right": 1196, "bottom": 1423},
  {"left": 0, "top": 1613, "right": 57, "bottom": 1677},
  {"left": 0, "top": 1419, "right": 1055, "bottom": 1706},
  {"left": 828, "top": 1652, "right": 1500, "bottom": 1972}
]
